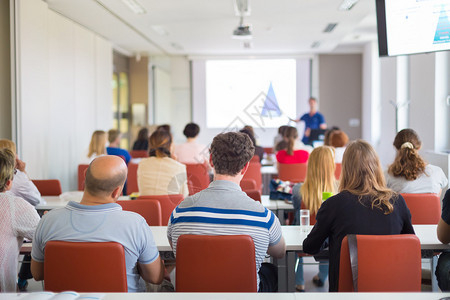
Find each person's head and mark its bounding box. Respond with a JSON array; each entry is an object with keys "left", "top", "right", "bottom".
[
  {"left": 284, "top": 126, "right": 298, "bottom": 155},
  {"left": 323, "top": 127, "right": 340, "bottom": 146},
  {"left": 88, "top": 130, "right": 107, "bottom": 157},
  {"left": 149, "top": 129, "right": 172, "bottom": 158},
  {"left": 340, "top": 140, "right": 395, "bottom": 214},
  {"left": 156, "top": 124, "right": 171, "bottom": 134},
  {"left": 388, "top": 128, "right": 426, "bottom": 180},
  {"left": 278, "top": 125, "right": 289, "bottom": 136},
  {"left": 210, "top": 132, "right": 255, "bottom": 177},
  {"left": 242, "top": 125, "right": 255, "bottom": 139},
  {"left": 84, "top": 155, "right": 127, "bottom": 200},
  {"left": 300, "top": 146, "right": 336, "bottom": 214},
  {"left": 108, "top": 129, "right": 121, "bottom": 145},
  {"left": 239, "top": 129, "right": 256, "bottom": 147},
  {"left": 137, "top": 127, "right": 149, "bottom": 141},
  {"left": 0, "top": 139, "right": 17, "bottom": 154},
  {"left": 183, "top": 123, "right": 200, "bottom": 139},
  {"left": 0, "top": 148, "right": 16, "bottom": 193},
  {"left": 309, "top": 97, "right": 317, "bottom": 112},
  {"left": 329, "top": 130, "right": 349, "bottom": 148}
]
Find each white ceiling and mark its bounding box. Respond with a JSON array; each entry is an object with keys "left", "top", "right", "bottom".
[{"left": 46, "top": 0, "right": 378, "bottom": 56}]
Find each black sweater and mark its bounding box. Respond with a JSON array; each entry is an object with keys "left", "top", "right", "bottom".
[{"left": 302, "top": 190, "right": 415, "bottom": 292}]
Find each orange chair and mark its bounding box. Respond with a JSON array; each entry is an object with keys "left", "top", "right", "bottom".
[
  {"left": 339, "top": 234, "right": 421, "bottom": 292},
  {"left": 176, "top": 235, "right": 257, "bottom": 292},
  {"left": 78, "top": 164, "right": 89, "bottom": 191},
  {"left": 44, "top": 241, "right": 127, "bottom": 292},
  {"left": 137, "top": 194, "right": 184, "bottom": 225},
  {"left": 129, "top": 150, "right": 149, "bottom": 158},
  {"left": 401, "top": 193, "right": 441, "bottom": 224},
  {"left": 32, "top": 179, "right": 62, "bottom": 196},
  {"left": 245, "top": 190, "right": 261, "bottom": 202},
  {"left": 335, "top": 163, "right": 342, "bottom": 180},
  {"left": 263, "top": 147, "right": 273, "bottom": 155},
  {"left": 185, "top": 163, "right": 210, "bottom": 195},
  {"left": 117, "top": 199, "right": 162, "bottom": 226},
  {"left": 278, "top": 163, "right": 307, "bottom": 183},
  {"left": 240, "top": 179, "right": 257, "bottom": 191},
  {"left": 250, "top": 156, "right": 260, "bottom": 163},
  {"left": 242, "top": 161, "right": 262, "bottom": 193},
  {"left": 126, "top": 162, "right": 139, "bottom": 194}
]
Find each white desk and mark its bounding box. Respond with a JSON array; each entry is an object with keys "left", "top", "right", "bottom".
[{"left": 36, "top": 193, "right": 130, "bottom": 210}]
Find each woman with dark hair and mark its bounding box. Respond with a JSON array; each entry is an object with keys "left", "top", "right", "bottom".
[
  {"left": 132, "top": 127, "right": 149, "bottom": 151},
  {"left": 303, "top": 140, "right": 414, "bottom": 292},
  {"left": 386, "top": 129, "right": 447, "bottom": 195},
  {"left": 174, "top": 123, "right": 208, "bottom": 164},
  {"left": 329, "top": 130, "right": 349, "bottom": 163},
  {"left": 275, "top": 127, "right": 309, "bottom": 164},
  {"left": 138, "top": 130, "right": 188, "bottom": 197},
  {"left": 240, "top": 128, "right": 264, "bottom": 162}
]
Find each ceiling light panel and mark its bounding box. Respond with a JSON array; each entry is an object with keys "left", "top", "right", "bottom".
[
  {"left": 338, "top": 0, "right": 359, "bottom": 11},
  {"left": 121, "top": 0, "right": 146, "bottom": 14},
  {"left": 323, "top": 23, "right": 338, "bottom": 33}
]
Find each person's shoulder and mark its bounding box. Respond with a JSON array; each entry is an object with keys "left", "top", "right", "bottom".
[{"left": 426, "top": 164, "right": 445, "bottom": 175}]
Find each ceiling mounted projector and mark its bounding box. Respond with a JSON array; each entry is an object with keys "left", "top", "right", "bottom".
[{"left": 232, "top": 16, "right": 252, "bottom": 39}]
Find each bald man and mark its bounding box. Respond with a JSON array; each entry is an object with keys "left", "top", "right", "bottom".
[{"left": 31, "top": 156, "right": 164, "bottom": 292}]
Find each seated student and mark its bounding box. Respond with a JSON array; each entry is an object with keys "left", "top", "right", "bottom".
[
  {"left": 0, "top": 148, "right": 40, "bottom": 292},
  {"left": 303, "top": 140, "right": 415, "bottom": 292},
  {"left": 174, "top": 123, "right": 208, "bottom": 164},
  {"left": 276, "top": 127, "right": 309, "bottom": 164},
  {"left": 385, "top": 129, "right": 448, "bottom": 195},
  {"left": 107, "top": 129, "right": 131, "bottom": 164},
  {"left": 240, "top": 128, "right": 264, "bottom": 162},
  {"left": 31, "top": 156, "right": 164, "bottom": 292},
  {"left": 81, "top": 130, "right": 107, "bottom": 164},
  {"left": 167, "top": 132, "right": 286, "bottom": 292},
  {"left": 132, "top": 127, "right": 149, "bottom": 151},
  {"left": 436, "top": 188, "right": 450, "bottom": 291},
  {"left": 274, "top": 125, "right": 289, "bottom": 149},
  {"left": 329, "top": 130, "right": 349, "bottom": 163},
  {"left": 138, "top": 130, "right": 189, "bottom": 197},
  {"left": 323, "top": 126, "right": 340, "bottom": 146}
]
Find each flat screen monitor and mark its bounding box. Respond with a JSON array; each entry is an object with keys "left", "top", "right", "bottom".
[{"left": 376, "top": 0, "right": 450, "bottom": 57}]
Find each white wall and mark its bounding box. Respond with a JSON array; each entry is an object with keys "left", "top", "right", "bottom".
[
  {"left": 16, "top": 0, "right": 113, "bottom": 191},
  {"left": 0, "top": 1, "right": 11, "bottom": 139}
]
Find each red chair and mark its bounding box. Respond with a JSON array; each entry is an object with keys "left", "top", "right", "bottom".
[
  {"left": 130, "top": 150, "right": 148, "bottom": 158},
  {"left": 44, "top": 241, "right": 127, "bottom": 292},
  {"left": 176, "top": 235, "right": 257, "bottom": 292},
  {"left": 339, "top": 234, "right": 421, "bottom": 292},
  {"left": 117, "top": 199, "right": 162, "bottom": 226},
  {"left": 335, "top": 163, "right": 342, "bottom": 180},
  {"left": 242, "top": 161, "right": 262, "bottom": 194},
  {"left": 278, "top": 163, "right": 307, "bottom": 183},
  {"left": 127, "top": 162, "right": 139, "bottom": 194},
  {"left": 240, "top": 179, "right": 257, "bottom": 191},
  {"left": 78, "top": 164, "right": 89, "bottom": 191},
  {"left": 32, "top": 179, "right": 62, "bottom": 196},
  {"left": 185, "top": 163, "right": 210, "bottom": 195},
  {"left": 245, "top": 190, "right": 261, "bottom": 202},
  {"left": 137, "top": 194, "right": 184, "bottom": 225},
  {"left": 250, "top": 156, "right": 260, "bottom": 163},
  {"left": 263, "top": 147, "right": 273, "bottom": 155},
  {"left": 401, "top": 193, "right": 441, "bottom": 224}
]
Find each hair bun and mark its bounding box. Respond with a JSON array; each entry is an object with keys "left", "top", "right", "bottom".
[{"left": 401, "top": 142, "right": 414, "bottom": 149}]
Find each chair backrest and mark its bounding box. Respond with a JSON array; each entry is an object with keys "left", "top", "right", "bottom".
[
  {"left": 44, "top": 241, "right": 127, "bottom": 292},
  {"left": 242, "top": 161, "right": 262, "bottom": 193},
  {"left": 32, "top": 179, "right": 62, "bottom": 196},
  {"left": 129, "top": 150, "right": 149, "bottom": 158},
  {"left": 185, "top": 163, "right": 210, "bottom": 195},
  {"left": 250, "top": 155, "right": 260, "bottom": 163},
  {"left": 77, "top": 164, "right": 89, "bottom": 191},
  {"left": 245, "top": 189, "right": 261, "bottom": 202},
  {"left": 278, "top": 163, "right": 307, "bottom": 183},
  {"left": 240, "top": 178, "right": 257, "bottom": 191},
  {"left": 137, "top": 194, "right": 184, "bottom": 225},
  {"left": 401, "top": 193, "right": 441, "bottom": 224},
  {"left": 176, "top": 235, "right": 257, "bottom": 292},
  {"left": 339, "top": 234, "right": 421, "bottom": 292},
  {"left": 335, "top": 163, "right": 342, "bottom": 180},
  {"left": 117, "top": 199, "right": 162, "bottom": 226},
  {"left": 126, "top": 162, "right": 139, "bottom": 195}
]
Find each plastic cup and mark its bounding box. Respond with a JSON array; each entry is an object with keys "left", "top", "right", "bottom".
[{"left": 322, "top": 192, "right": 333, "bottom": 201}]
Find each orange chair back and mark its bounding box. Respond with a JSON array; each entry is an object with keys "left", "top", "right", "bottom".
[
  {"left": 245, "top": 190, "right": 261, "bottom": 202},
  {"left": 77, "top": 164, "right": 89, "bottom": 191},
  {"left": 126, "top": 162, "right": 139, "bottom": 194},
  {"left": 117, "top": 199, "right": 162, "bottom": 226},
  {"left": 32, "top": 179, "right": 62, "bottom": 196},
  {"left": 129, "top": 150, "right": 148, "bottom": 158},
  {"left": 240, "top": 179, "right": 257, "bottom": 191},
  {"left": 185, "top": 163, "right": 210, "bottom": 195},
  {"left": 335, "top": 163, "right": 342, "bottom": 180},
  {"left": 339, "top": 234, "right": 421, "bottom": 292},
  {"left": 242, "top": 161, "right": 262, "bottom": 193},
  {"left": 44, "top": 241, "right": 127, "bottom": 292},
  {"left": 176, "top": 235, "right": 257, "bottom": 292},
  {"left": 137, "top": 194, "right": 184, "bottom": 225},
  {"left": 278, "top": 163, "right": 307, "bottom": 183},
  {"left": 250, "top": 156, "right": 260, "bottom": 163},
  {"left": 263, "top": 147, "right": 273, "bottom": 155},
  {"left": 401, "top": 193, "right": 441, "bottom": 224}
]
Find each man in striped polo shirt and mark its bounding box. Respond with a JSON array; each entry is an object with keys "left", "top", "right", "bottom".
[{"left": 167, "top": 132, "right": 286, "bottom": 292}]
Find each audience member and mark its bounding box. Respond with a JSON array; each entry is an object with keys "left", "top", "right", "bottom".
[
  {"left": 107, "top": 129, "right": 131, "bottom": 164},
  {"left": 386, "top": 129, "right": 448, "bottom": 195},
  {"left": 276, "top": 127, "right": 309, "bottom": 164},
  {"left": 240, "top": 128, "right": 264, "bottom": 162},
  {"left": 329, "top": 130, "right": 349, "bottom": 163},
  {"left": 138, "top": 130, "right": 188, "bottom": 197},
  {"left": 274, "top": 125, "right": 289, "bottom": 149},
  {"left": 81, "top": 130, "right": 107, "bottom": 164},
  {"left": 436, "top": 188, "right": 450, "bottom": 291},
  {"left": 31, "top": 156, "right": 164, "bottom": 292},
  {"left": 291, "top": 97, "right": 327, "bottom": 144},
  {"left": 167, "top": 132, "right": 286, "bottom": 292},
  {"left": 174, "top": 123, "right": 208, "bottom": 164},
  {"left": 132, "top": 127, "right": 149, "bottom": 151},
  {"left": 0, "top": 148, "right": 40, "bottom": 292},
  {"left": 323, "top": 127, "right": 340, "bottom": 146},
  {"left": 156, "top": 124, "right": 171, "bottom": 134},
  {"left": 303, "top": 140, "right": 414, "bottom": 292},
  {"left": 292, "top": 146, "right": 336, "bottom": 291}
]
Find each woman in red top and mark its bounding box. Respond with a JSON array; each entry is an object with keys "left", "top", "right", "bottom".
[{"left": 276, "top": 126, "right": 309, "bottom": 164}]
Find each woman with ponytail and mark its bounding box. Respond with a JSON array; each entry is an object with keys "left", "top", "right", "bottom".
[
  {"left": 386, "top": 129, "right": 447, "bottom": 195},
  {"left": 138, "top": 129, "right": 189, "bottom": 197},
  {"left": 276, "top": 126, "right": 309, "bottom": 164}
]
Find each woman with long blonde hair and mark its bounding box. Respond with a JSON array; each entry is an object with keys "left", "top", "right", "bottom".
[
  {"left": 303, "top": 140, "right": 414, "bottom": 292},
  {"left": 292, "top": 146, "right": 336, "bottom": 291},
  {"left": 81, "top": 130, "right": 107, "bottom": 164}
]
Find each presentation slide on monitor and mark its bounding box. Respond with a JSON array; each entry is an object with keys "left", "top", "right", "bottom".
[
  {"left": 206, "top": 59, "right": 296, "bottom": 129},
  {"left": 386, "top": 0, "right": 450, "bottom": 55}
]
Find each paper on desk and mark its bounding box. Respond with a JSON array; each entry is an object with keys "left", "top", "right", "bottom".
[
  {"left": 59, "top": 191, "right": 83, "bottom": 203},
  {"left": 20, "top": 292, "right": 104, "bottom": 300}
]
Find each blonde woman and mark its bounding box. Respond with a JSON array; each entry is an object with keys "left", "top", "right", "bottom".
[
  {"left": 303, "top": 140, "right": 414, "bottom": 292},
  {"left": 81, "top": 130, "right": 107, "bottom": 164},
  {"left": 291, "top": 146, "right": 336, "bottom": 291}
]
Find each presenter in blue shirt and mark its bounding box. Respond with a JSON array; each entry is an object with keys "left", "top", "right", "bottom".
[{"left": 291, "top": 97, "right": 327, "bottom": 144}]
